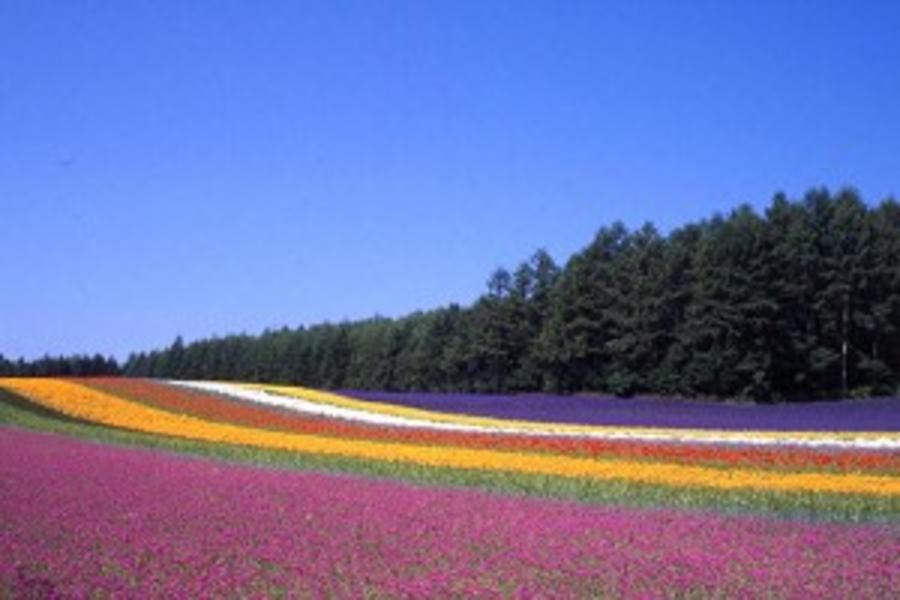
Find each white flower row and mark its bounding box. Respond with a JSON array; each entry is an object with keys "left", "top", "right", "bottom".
[
  {"left": 169, "top": 380, "right": 900, "bottom": 450},
  {"left": 171, "top": 380, "right": 482, "bottom": 432}
]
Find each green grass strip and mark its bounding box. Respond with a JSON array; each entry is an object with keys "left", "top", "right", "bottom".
[{"left": 0, "top": 390, "right": 897, "bottom": 523}]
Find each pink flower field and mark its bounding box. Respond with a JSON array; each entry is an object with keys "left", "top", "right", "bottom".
[{"left": 2, "top": 427, "right": 897, "bottom": 598}]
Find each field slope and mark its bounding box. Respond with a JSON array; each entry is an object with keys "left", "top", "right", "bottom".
[{"left": 1, "top": 377, "right": 898, "bottom": 597}]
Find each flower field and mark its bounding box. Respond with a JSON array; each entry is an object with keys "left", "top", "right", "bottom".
[{"left": 1, "top": 377, "right": 899, "bottom": 597}]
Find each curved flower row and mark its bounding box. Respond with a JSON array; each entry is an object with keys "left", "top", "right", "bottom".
[
  {"left": 194, "top": 381, "right": 900, "bottom": 449},
  {"left": 86, "top": 378, "right": 899, "bottom": 474},
  {"left": 1, "top": 378, "right": 899, "bottom": 498}
]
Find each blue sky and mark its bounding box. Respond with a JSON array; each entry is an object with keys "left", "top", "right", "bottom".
[{"left": 2, "top": 0, "right": 899, "bottom": 360}]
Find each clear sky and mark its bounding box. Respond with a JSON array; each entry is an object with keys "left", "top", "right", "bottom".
[{"left": 2, "top": 1, "right": 899, "bottom": 360}]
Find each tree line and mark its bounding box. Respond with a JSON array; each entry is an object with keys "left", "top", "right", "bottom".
[
  {"left": 4, "top": 188, "right": 899, "bottom": 402},
  {"left": 0, "top": 353, "right": 119, "bottom": 377}
]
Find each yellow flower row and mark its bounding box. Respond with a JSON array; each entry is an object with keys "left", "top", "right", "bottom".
[
  {"left": 251, "top": 383, "right": 900, "bottom": 445},
  {"left": 2, "top": 378, "right": 899, "bottom": 498}
]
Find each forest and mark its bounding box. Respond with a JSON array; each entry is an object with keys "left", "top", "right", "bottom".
[{"left": 4, "top": 188, "right": 899, "bottom": 402}]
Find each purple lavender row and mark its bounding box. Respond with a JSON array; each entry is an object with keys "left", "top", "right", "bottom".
[
  {"left": 2, "top": 427, "right": 898, "bottom": 598},
  {"left": 340, "top": 390, "right": 900, "bottom": 431}
]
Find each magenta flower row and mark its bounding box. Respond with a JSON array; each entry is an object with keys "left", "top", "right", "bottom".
[{"left": 1, "top": 427, "right": 897, "bottom": 598}]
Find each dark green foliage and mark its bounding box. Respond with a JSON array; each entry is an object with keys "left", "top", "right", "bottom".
[
  {"left": 16, "top": 187, "right": 889, "bottom": 402},
  {"left": 0, "top": 353, "right": 119, "bottom": 377},
  {"left": 676, "top": 208, "right": 777, "bottom": 399}
]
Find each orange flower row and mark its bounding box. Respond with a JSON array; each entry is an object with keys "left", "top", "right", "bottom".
[{"left": 85, "top": 377, "right": 900, "bottom": 474}]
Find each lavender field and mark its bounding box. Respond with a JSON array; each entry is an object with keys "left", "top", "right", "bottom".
[{"left": 342, "top": 390, "right": 900, "bottom": 432}]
